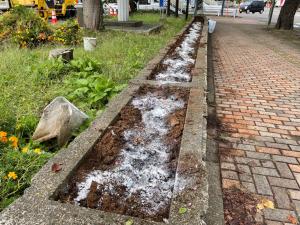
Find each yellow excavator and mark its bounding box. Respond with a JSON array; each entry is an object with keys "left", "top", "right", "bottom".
[{"left": 0, "top": 0, "right": 76, "bottom": 18}]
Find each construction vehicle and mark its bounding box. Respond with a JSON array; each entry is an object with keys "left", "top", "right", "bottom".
[{"left": 0, "top": 0, "right": 76, "bottom": 18}]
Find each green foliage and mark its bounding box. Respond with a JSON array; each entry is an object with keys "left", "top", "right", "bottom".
[
  {"left": 57, "top": 58, "right": 126, "bottom": 113},
  {"left": 0, "top": 134, "right": 52, "bottom": 211},
  {"left": 66, "top": 71, "right": 126, "bottom": 110},
  {"left": 0, "top": 6, "right": 81, "bottom": 47},
  {"left": 53, "top": 20, "right": 82, "bottom": 45},
  {"left": 179, "top": 207, "right": 188, "bottom": 214},
  {"left": 0, "top": 6, "right": 52, "bottom": 47}
]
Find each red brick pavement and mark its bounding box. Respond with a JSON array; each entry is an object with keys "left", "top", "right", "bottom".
[{"left": 213, "top": 18, "right": 300, "bottom": 224}]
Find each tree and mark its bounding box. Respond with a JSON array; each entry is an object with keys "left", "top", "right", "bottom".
[
  {"left": 83, "top": 0, "right": 104, "bottom": 30},
  {"left": 275, "top": 0, "right": 300, "bottom": 30}
]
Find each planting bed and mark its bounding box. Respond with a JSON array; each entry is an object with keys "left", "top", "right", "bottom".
[
  {"left": 57, "top": 87, "right": 189, "bottom": 222},
  {"left": 148, "top": 22, "right": 202, "bottom": 83},
  {"left": 0, "top": 17, "right": 208, "bottom": 225}
]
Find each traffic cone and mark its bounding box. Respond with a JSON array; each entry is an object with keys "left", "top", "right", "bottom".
[
  {"left": 113, "top": 9, "right": 118, "bottom": 16},
  {"left": 51, "top": 10, "right": 57, "bottom": 24},
  {"left": 109, "top": 8, "right": 113, "bottom": 16}
]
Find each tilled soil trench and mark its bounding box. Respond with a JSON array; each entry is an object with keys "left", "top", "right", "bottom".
[
  {"left": 57, "top": 86, "right": 189, "bottom": 222},
  {"left": 148, "top": 21, "right": 203, "bottom": 83}
]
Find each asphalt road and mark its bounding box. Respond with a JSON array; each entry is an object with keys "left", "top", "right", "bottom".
[{"left": 238, "top": 7, "right": 300, "bottom": 28}]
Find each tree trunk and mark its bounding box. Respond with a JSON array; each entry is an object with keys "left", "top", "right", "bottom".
[
  {"left": 83, "top": 0, "right": 100, "bottom": 30},
  {"left": 99, "top": 0, "right": 104, "bottom": 31},
  {"left": 275, "top": 0, "right": 300, "bottom": 30}
]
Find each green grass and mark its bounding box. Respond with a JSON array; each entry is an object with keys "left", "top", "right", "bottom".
[
  {"left": 0, "top": 12, "right": 189, "bottom": 211},
  {"left": 0, "top": 12, "right": 188, "bottom": 133}
]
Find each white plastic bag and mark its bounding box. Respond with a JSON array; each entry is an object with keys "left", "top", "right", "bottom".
[
  {"left": 208, "top": 19, "right": 216, "bottom": 33},
  {"left": 32, "top": 97, "right": 89, "bottom": 146}
]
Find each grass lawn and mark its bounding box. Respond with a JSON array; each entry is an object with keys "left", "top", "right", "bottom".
[{"left": 0, "top": 12, "right": 189, "bottom": 211}]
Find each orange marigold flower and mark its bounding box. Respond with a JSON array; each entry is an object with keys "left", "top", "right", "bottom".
[
  {"left": 0, "top": 131, "right": 8, "bottom": 143},
  {"left": 1, "top": 136, "right": 8, "bottom": 143},
  {"left": 9, "top": 136, "right": 18, "bottom": 148},
  {"left": 0, "top": 131, "right": 7, "bottom": 137}
]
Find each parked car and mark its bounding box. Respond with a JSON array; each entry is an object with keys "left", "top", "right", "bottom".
[{"left": 239, "top": 0, "right": 265, "bottom": 14}]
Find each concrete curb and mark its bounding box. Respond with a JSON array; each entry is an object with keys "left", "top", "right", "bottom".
[{"left": 0, "top": 16, "right": 209, "bottom": 225}]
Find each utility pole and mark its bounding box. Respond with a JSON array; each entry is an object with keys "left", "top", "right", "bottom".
[
  {"left": 221, "top": 0, "right": 226, "bottom": 16},
  {"left": 185, "top": 0, "right": 190, "bottom": 20},
  {"left": 175, "top": 0, "right": 179, "bottom": 17},
  {"left": 268, "top": 0, "right": 276, "bottom": 27},
  {"left": 167, "top": 0, "right": 171, "bottom": 16}
]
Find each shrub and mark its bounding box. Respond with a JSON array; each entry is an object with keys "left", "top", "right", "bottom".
[
  {"left": 0, "top": 6, "right": 81, "bottom": 47},
  {"left": 0, "top": 6, "right": 52, "bottom": 47},
  {"left": 53, "top": 20, "right": 82, "bottom": 45}
]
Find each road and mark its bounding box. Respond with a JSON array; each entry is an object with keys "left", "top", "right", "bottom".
[{"left": 238, "top": 7, "right": 300, "bottom": 28}]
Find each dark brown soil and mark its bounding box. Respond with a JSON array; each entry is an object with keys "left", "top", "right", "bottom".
[
  {"left": 57, "top": 86, "right": 189, "bottom": 222},
  {"left": 148, "top": 21, "right": 203, "bottom": 82},
  {"left": 223, "top": 188, "right": 262, "bottom": 225}
]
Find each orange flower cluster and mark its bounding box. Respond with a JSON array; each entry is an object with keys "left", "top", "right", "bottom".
[{"left": 0, "top": 131, "right": 18, "bottom": 149}]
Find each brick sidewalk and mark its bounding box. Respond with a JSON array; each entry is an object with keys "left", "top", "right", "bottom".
[{"left": 213, "top": 18, "right": 300, "bottom": 224}]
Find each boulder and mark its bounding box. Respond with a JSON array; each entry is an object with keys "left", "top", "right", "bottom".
[{"left": 49, "top": 48, "right": 74, "bottom": 62}]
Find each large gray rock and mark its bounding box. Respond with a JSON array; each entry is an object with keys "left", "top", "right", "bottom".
[
  {"left": 49, "top": 48, "right": 74, "bottom": 62},
  {"left": 32, "top": 97, "right": 89, "bottom": 147}
]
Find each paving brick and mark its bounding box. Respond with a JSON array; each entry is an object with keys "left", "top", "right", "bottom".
[
  {"left": 238, "top": 129, "right": 259, "bottom": 136},
  {"left": 292, "top": 199, "right": 300, "bottom": 216},
  {"left": 266, "top": 142, "right": 290, "bottom": 150},
  {"left": 282, "top": 150, "right": 300, "bottom": 158},
  {"left": 232, "top": 143, "right": 256, "bottom": 151},
  {"left": 221, "top": 170, "right": 239, "bottom": 180},
  {"left": 275, "top": 162, "right": 294, "bottom": 179},
  {"left": 290, "top": 131, "right": 300, "bottom": 136},
  {"left": 239, "top": 173, "right": 253, "bottom": 182},
  {"left": 255, "top": 121, "right": 276, "bottom": 128},
  {"left": 289, "top": 164, "right": 300, "bottom": 173},
  {"left": 235, "top": 157, "right": 260, "bottom": 166},
  {"left": 264, "top": 208, "right": 297, "bottom": 222},
  {"left": 246, "top": 151, "right": 271, "bottom": 160},
  {"left": 290, "top": 145, "right": 300, "bottom": 151},
  {"left": 268, "top": 128, "right": 289, "bottom": 135},
  {"left": 272, "top": 187, "right": 292, "bottom": 209},
  {"left": 260, "top": 131, "right": 282, "bottom": 138},
  {"left": 252, "top": 135, "right": 275, "bottom": 143},
  {"left": 275, "top": 138, "right": 298, "bottom": 146},
  {"left": 263, "top": 119, "right": 283, "bottom": 125},
  {"left": 221, "top": 162, "right": 236, "bottom": 170},
  {"left": 272, "top": 155, "right": 298, "bottom": 164},
  {"left": 222, "top": 179, "right": 240, "bottom": 189},
  {"left": 277, "top": 125, "right": 296, "bottom": 131},
  {"left": 289, "top": 190, "right": 300, "bottom": 200},
  {"left": 294, "top": 173, "right": 300, "bottom": 187},
  {"left": 253, "top": 174, "right": 273, "bottom": 195},
  {"left": 241, "top": 182, "right": 256, "bottom": 193},
  {"left": 268, "top": 177, "right": 299, "bottom": 189},
  {"left": 236, "top": 164, "right": 251, "bottom": 174},
  {"left": 270, "top": 116, "right": 290, "bottom": 122},
  {"left": 252, "top": 167, "right": 279, "bottom": 177},
  {"left": 256, "top": 146, "right": 281, "bottom": 155},
  {"left": 261, "top": 160, "right": 275, "bottom": 168}
]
